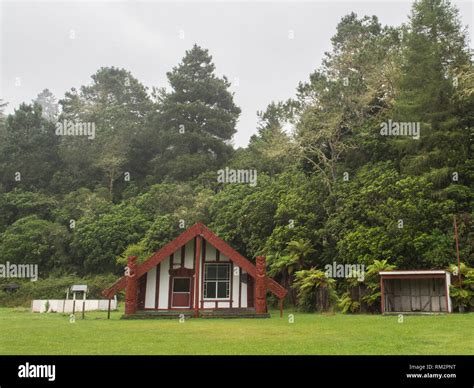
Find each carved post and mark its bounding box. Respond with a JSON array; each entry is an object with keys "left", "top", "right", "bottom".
[
  {"left": 255, "top": 256, "right": 267, "bottom": 314},
  {"left": 194, "top": 235, "right": 202, "bottom": 318},
  {"left": 125, "top": 256, "right": 138, "bottom": 315}
]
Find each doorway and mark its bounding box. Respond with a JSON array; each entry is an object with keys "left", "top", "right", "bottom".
[{"left": 171, "top": 277, "right": 192, "bottom": 308}]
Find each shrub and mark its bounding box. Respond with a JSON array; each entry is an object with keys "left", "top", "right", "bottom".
[
  {"left": 293, "top": 268, "right": 336, "bottom": 312},
  {"left": 0, "top": 274, "right": 118, "bottom": 307},
  {"left": 448, "top": 263, "right": 474, "bottom": 312}
]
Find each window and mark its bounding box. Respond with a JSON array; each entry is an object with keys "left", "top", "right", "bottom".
[
  {"left": 204, "top": 263, "right": 230, "bottom": 299},
  {"left": 173, "top": 278, "right": 190, "bottom": 293}
]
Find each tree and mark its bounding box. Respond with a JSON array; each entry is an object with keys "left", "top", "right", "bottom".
[
  {"left": 71, "top": 203, "right": 151, "bottom": 273},
  {"left": 52, "top": 187, "right": 112, "bottom": 226},
  {"left": 230, "top": 102, "right": 295, "bottom": 175},
  {"left": 330, "top": 162, "right": 457, "bottom": 269},
  {"left": 359, "top": 259, "right": 397, "bottom": 312},
  {"left": 448, "top": 263, "right": 474, "bottom": 312},
  {"left": 268, "top": 238, "right": 315, "bottom": 304},
  {"left": 150, "top": 45, "right": 241, "bottom": 180},
  {"left": 209, "top": 173, "right": 287, "bottom": 259},
  {"left": 290, "top": 13, "right": 401, "bottom": 192},
  {"left": 117, "top": 183, "right": 214, "bottom": 266},
  {"left": 293, "top": 268, "right": 336, "bottom": 312},
  {"left": 0, "top": 189, "right": 57, "bottom": 233},
  {"left": 0, "top": 103, "right": 60, "bottom": 192},
  {"left": 394, "top": 0, "right": 472, "bottom": 190},
  {"left": 59, "top": 67, "right": 152, "bottom": 197},
  {"left": 0, "top": 216, "right": 70, "bottom": 276},
  {"left": 0, "top": 99, "right": 7, "bottom": 129},
  {"left": 35, "top": 89, "right": 59, "bottom": 122}
]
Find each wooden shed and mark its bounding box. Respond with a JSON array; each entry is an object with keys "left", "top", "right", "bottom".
[{"left": 379, "top": 270, "right": 452, "bottom": 314}]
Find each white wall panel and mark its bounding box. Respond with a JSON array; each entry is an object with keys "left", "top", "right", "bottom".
[
  {"left": 144, "top": 267, "right": 156, "bottom": 309},
  {"left": 158, "top": 257, "right": 170, "bottom": 308}
]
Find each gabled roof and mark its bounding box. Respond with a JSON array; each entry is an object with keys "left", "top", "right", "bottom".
[{"left": 102, "top": 223, "right": 287, "bottom": 299}]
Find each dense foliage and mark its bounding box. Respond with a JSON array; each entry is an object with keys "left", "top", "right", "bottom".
[{"left": 0, "top": 0, "right": 472, "bottom": 311}]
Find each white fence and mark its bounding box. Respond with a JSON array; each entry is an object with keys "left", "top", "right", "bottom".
[{"left": 31, "top": 299, "right": 118, "bottom": 313}]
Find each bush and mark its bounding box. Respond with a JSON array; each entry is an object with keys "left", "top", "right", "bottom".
[
  {"left": 0, "top": 274, "right": 118, "bottom": 307},
  {"left": 293, "top": 268, "right": 337, "bottom": 312},
  {"left": 338, "top": 292, "right": 361, "bottom": 314},
  {"left": 448, "top": 263, "right": 474, "bottom": 312}
]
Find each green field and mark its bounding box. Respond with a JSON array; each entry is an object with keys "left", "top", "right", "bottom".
[{"left": 0, "top": 307, "right": 472, "bottom": 355}]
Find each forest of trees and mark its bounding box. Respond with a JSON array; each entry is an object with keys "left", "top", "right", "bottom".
[{"left": 0, "top": 0, "right": 472, "bottom": 311}]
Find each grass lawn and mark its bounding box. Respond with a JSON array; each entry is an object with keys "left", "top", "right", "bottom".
[{"left": 0, "top": 307, "right": 472, "bottom": 355}]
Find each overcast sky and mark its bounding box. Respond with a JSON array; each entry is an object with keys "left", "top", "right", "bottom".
[{"left": 1, "top": 0, "right": 472, "bottom": 147}]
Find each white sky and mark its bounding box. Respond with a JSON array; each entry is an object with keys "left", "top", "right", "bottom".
[{"left": 1, "top": 0, "right": 472, "bottom": 147}]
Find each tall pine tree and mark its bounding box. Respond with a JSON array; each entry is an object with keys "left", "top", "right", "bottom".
[
  {"left": 151, "top": 45, "right": 241, "bottom": 181},
  {"left": 394, "top": 0, "right": 472, "bottom": 198}
]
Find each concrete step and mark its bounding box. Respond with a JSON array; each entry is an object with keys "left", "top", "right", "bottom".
[
  {"left": 200, "top": 313, "right": 270, "bottom": 319},
  {"left": 120, "top": 308, "right": 269, "bottom": 319},
  {"left": 121, "top": 310, "right": 194, "bottom": 320}
]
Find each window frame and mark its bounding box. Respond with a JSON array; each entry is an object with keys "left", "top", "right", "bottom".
[{"left": 203, "top": 263, "right": 231, "bottom": 300}]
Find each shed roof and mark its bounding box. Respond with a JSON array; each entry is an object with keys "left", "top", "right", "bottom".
[{"left": 379, "top": 270, "right": 449, "bottom": 276}]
